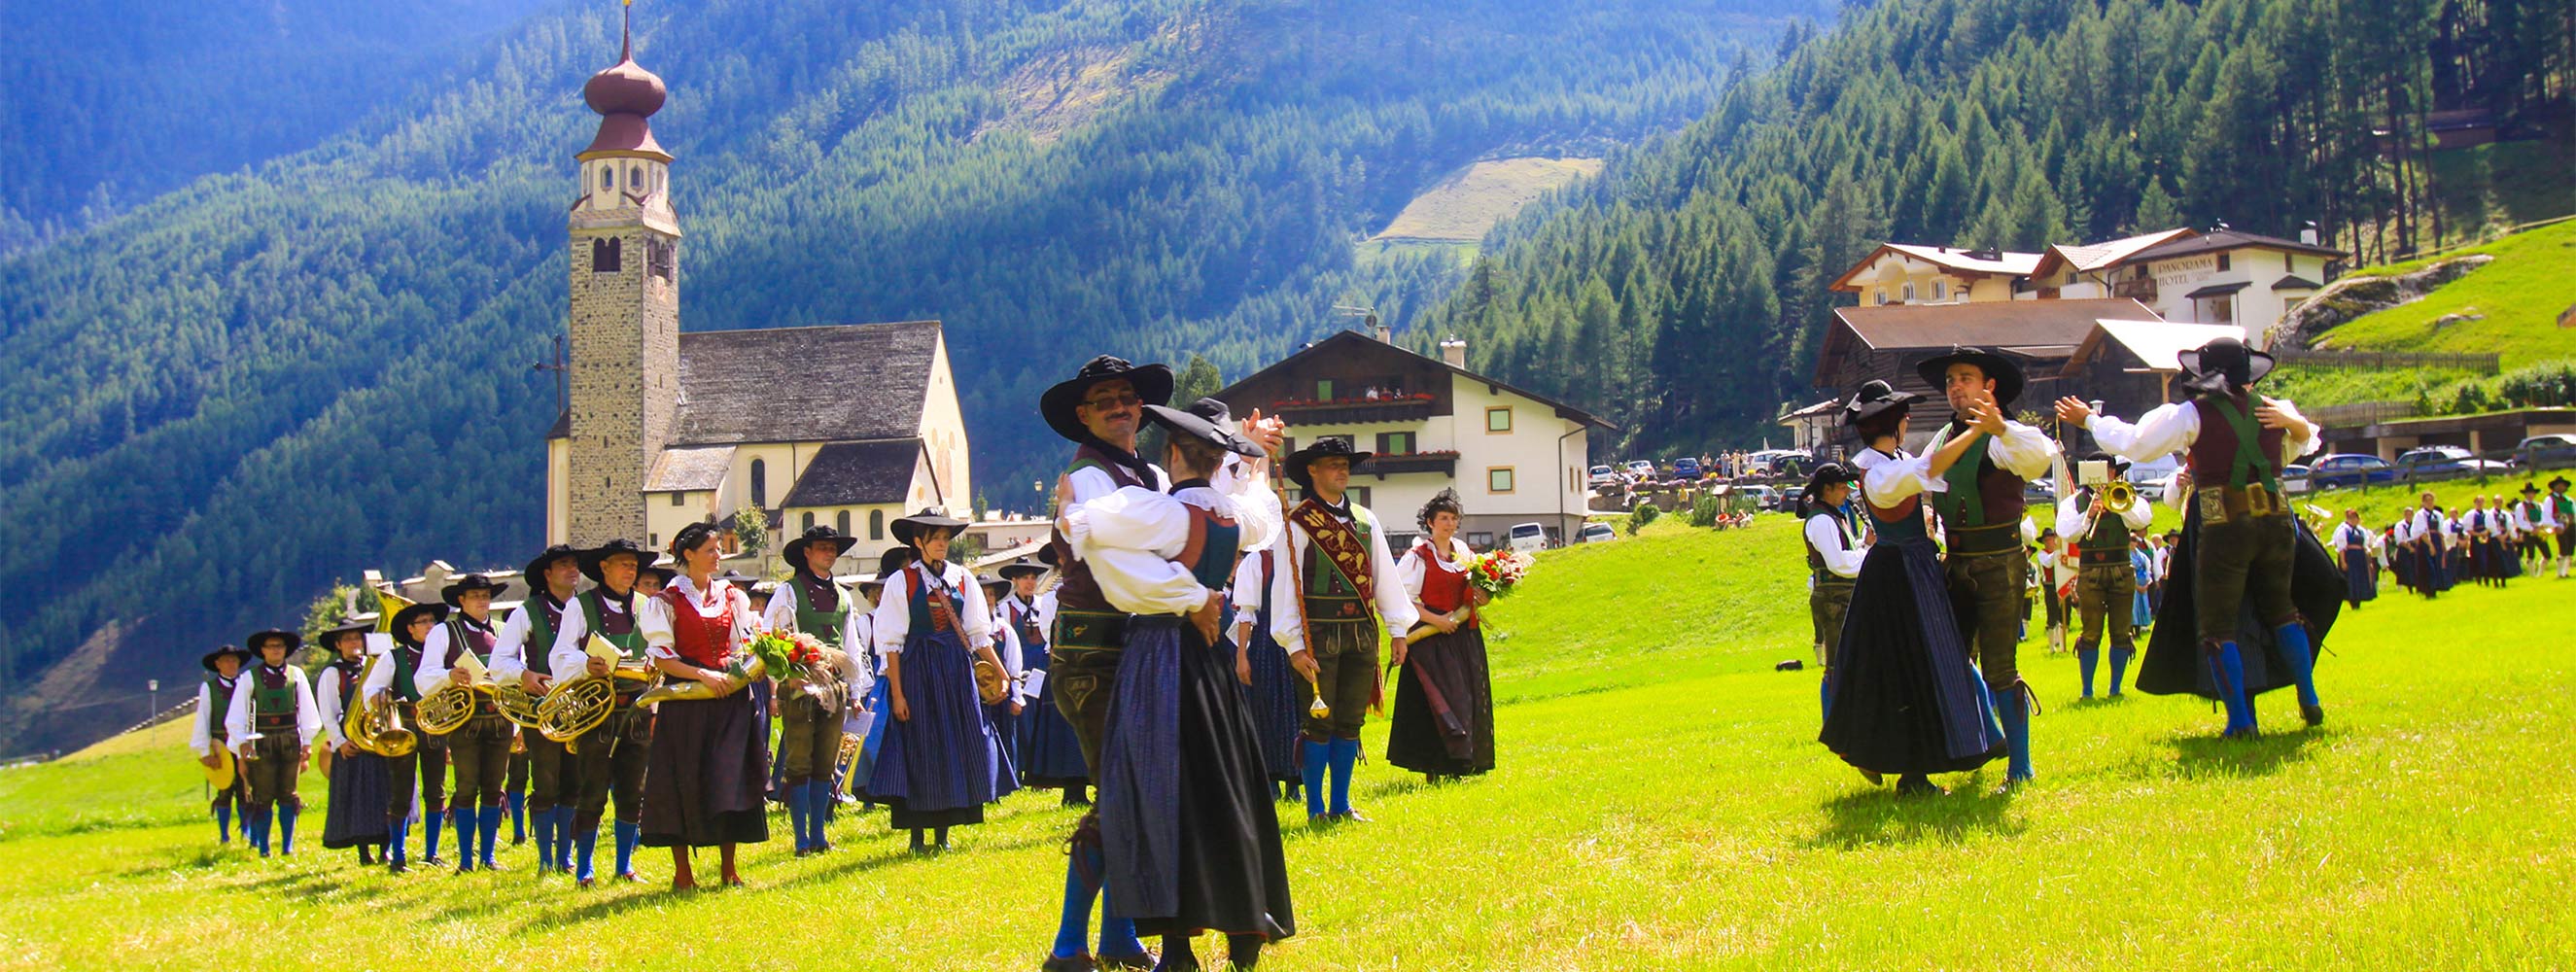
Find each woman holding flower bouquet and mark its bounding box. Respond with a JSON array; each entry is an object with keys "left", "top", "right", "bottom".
[
  {"left": 866, "top": 509, "right": 1014, "bottom": 853},
  {"left": 1389, "top": 489, "right": 1503, "bottom": 781},
  {"left": 637, "top": 522, "right": 770, "bottom": 889}
]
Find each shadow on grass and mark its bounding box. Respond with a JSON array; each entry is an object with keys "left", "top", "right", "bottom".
[
  {"left": 2162, "top": 726, "right": 2321, "bottom": 779},
  {"left": 1803, "top": 780, "right": 2027, "bottom": 849}
]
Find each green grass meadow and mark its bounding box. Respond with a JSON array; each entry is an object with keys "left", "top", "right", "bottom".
[
  {"left": 2, "top": 499, "right": 2570, "bottom": 970},
  {"left": 2317, "top": 218, "right": 2576, "bottom": 367}
]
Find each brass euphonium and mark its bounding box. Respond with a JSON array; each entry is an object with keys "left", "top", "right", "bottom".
[
  {"left": 537, "top": 637, "right": 655, "bottom": 747},
  {"left": 343, "top": 651, "right": 418, "bottom": 756},
  {"left": 494, "top": 678, "right": 545, "bottom": 731},
  {"left": 414, "top": 652, "right": 494, "bottom": 736}
]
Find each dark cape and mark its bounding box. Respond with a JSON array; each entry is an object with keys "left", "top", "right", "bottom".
[{"left": 2138, "top": 507, "right": 2345, "bottom": 699}]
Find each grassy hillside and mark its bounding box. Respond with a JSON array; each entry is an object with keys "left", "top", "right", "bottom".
[
  {"left": 2315, "top": 218, "right": 2576, "bottom": 365},
  {"left": 1368, "top": 157, "right": 1605, "bottom": 243},
  {"left": 5, "top": 495, "right": 2570, "bottom": 969}
]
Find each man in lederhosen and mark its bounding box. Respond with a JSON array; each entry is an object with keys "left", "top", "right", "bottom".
[
  {"left": 226, "top": 629, "right": 322, "bottom": 857},
  {"left": 1800, "top": 463, "right": 1867, "bottom": 720},
  {"left": 761, "top": 525, "right": 867, "bottom": 857},
  {"left": 1039, "top": 356, "right": 1174, "bottom": 972},
  {"left": 419, "top": 573, "right": 513, "bottom": 872},
  {"left": 549, "top": 538, "right": 657, "bottom": 887},
  {"left": 1917, "top": 346, "right": 2059, "bottom": 789},
  {"left": 189, "top": 643, "right": 256, "bottom": 847},
  {"left": 493, "top": 544, "right": 582, "bottom": 874},
  {"left": 2061, "top": 336, "right": 2333, "bottom": 737},
  {"left": 2056, "top": 453, "right": 2153, "bottom": 700},
  {"left": 1271, "top": 436, "right": 1420, "bottom": 821}
]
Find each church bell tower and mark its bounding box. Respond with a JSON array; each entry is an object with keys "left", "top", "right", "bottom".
[{"left": 565, "top": 3, "right": 680, "bottom": 547}]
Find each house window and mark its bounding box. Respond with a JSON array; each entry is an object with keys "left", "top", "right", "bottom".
[
  {"left": 836, "top": 510, "right": 852, "bottom": 538},
  {"left": 801, "top": 511, "right": 815, "bottom": 531},
  {"left": 750, "top": 459, "right": 768, "bottom": 507},
  {"left": 1486, "top": 406, "right": 1513, "bottom": 433},
  {"left": 670, "top": 492, "right": 684, "bottom": 506},
  {"left": 2216, "top": 254, "right": 2232, "bottom": 272},
  {"left": 1315, "top": 379, "right": 1334, "bottom": 400},
  {"left": 1874, "top": 289, "right": 1888, "bottom": 305},
  {"left": 592, "top": 237, "right": 622, "bottom": 273},
  {"left": 1487, "top": 467, "right": 1516, "bottom": 493},
  {"left": 869, "top": 508, "right": 886, "bottom": 539},
  {"left": 2212, "top": 296, "right": 2235, "bottom": 324},
  {"left": 1932, "top": 281, "right": 1946, "bottom": 300},
  {"left": 2285, "top": 256, "right": 2297, "bottom": 275},
  {"left": 648, "top": 533, "right": 659, "bottom": 548},
  {"left": 1901, "top": 282, "right": 1917, "bottom": 301},
  {"left": 1375, "top": 432, "right": 1415, "bottom": 455},
  {"left": 1351, "top": 487, "right": 1372, "bottom": 507}
]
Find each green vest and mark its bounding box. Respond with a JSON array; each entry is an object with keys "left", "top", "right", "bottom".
[
  {"left": 1932, "top": 434, "right": 1993, "bottom": 527},
  {"left": 578, "top": 589, "right": 648, "bottom": 662},
  {"left": 204, "top": 675, "right": 239, "bottom": 742},
  {"left": 2078, "top": 490, "right": 2133, "bottom": 567},
  {"left": 789, "top": 574, "right": 850, "bottom": 648},
  {"left": 2555, "top": 493, "right": 2574, "bottom": 520},
  {"left": 521, "top": 593, "right": 566, "bottom": 677},
  {"left": 1302, "top": 505, "right": 1376, "bottom": 621},
  {"left": 251, "top": 667, "right": 298, "bottom": 732},
  {"left": 392, "top": 645, "right": 422, "bottom": 702}
]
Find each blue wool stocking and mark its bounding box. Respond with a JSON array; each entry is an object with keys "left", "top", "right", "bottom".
[
  {"left": 215, "top": 803, "right": 233, "bottom": 844},
  {"left": 534, "top": 805, "right": 557, "bottom": 870},
  {"left": 784, "top": 781, "right": 812, "bottom": 851},
  {"left": 2076, "top": 647, "right": 2100, "bottom": 698},
  {"left": 248, "top": 808, "right": 271, "bottom": 856},
  {"left": 1998, "top": 689, "right": 2033, "bottom": 781},
  {"left": 2108, "top": 647, "right": 2133, "bottom": 696},
  {"left": 422, "top": 810, "right": 444, "bottom": 862},
  {"left": 2273, "top": 621, "right": 2320, "bottom": 709},
  {"left": 1327, "top": 736, "right": 1359, "bottom": 816},
  {"left": 1818, "top": 672, "right": 1833, "bottom": 722},
  {"left": 452, "top": 811, "right": 476, "bottom": 869},
  {"left": 613, "top": 821, "right": 641, "bottom": 877},
  {"left": 477, "top": 805, "right": 504, "bottom": 867},
  {"left": 1299, "top": 738, "right": 1329, "bottom": 818},
  {"left": 553, "top": 808, "right": 575, "bottom": 871},
  {"left": 506, "top": 791, "right": 526, "bottom": 845},
  {"left": 2209, "top": 642, "right": 2256, "bottom": 735},
  {"left": 1050, "top": 852, "right": 1099, "bottom": 959},
  {"left": 573, "top": 825, "right": 599, "bottom": 882},
  {"left": 388, "top": 814, "right": 410, "bottom": 863},
  {"left": 277, "top": 805, "right": 298, "bottom": 855},
  {"left": 806, "top": 781, "right": 834, "bottom": 850}
]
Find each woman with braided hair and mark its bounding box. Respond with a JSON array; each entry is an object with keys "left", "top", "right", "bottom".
[{"left": 1388, "top": 488, "right": 1498, "bottom": 782}]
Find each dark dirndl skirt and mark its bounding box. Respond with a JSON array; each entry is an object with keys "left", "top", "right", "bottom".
[
  {"left": 1236, "top": 619, "right": 1304, "bottom": 784},
  {"left": 321, "top": 748, "right": 390, "bottom": 849},
  {"left": 985, "top": 701, "right": 1024, "bottom": 802},
  {"left": 865, "top": 629, "right": 1005, "bottom": 829},
  {"left": 1018, "top": 647, "right": 1091, "bottom": 787},
  {"left": 1100, "top": 616, "right": 1295, "bottom": 940},
  {"left": 1386, "top": 623, "right": 1496, "bottom": 777},
  {"left": 2341, "top": 549, "right": 2378, "bottom": 603},
  {"left": 640, "top": 688, "right": 772, "bottom": 848},
  {"left": 2138, "top": 509, "right": 2344, "bottom": 700},
  {"left": 1817, "top": 537, "right": 2006, "bottom": 776}
]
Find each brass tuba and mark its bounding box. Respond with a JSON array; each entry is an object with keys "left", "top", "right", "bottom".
[{"left": 343, "top": 651, "right": 418, "bottom": 757}]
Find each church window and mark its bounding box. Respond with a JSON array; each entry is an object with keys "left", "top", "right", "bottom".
[
  {"left": 592, "top": 237, "right": 622, "bottom": 273},
  {"left": 870, "top": 509, "right": 885, "bottom": 539},
  {"left": 647, "top": 239, "right": 675, "bottom": 281},
  {"left": 836, "top": 510, "right": 853, "bottom": 538},
  {"left": 603, "top": 167, "right": 615, "bottom": 190},
  {"left": 801, "top": 511, "right": 815, "bottom": 531},
  {"left": 670, "top": 492, "right": 684, "bottom": 506},
  {"left": 630, "top": 165, "right": 644, "bottom": 191},
  {"left": 751, "top": 459, "right": 769, "bottom": 507}
]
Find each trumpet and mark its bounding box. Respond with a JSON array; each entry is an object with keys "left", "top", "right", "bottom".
[{"left": 343, "top": 651, "right": 418, "bottom": 757}]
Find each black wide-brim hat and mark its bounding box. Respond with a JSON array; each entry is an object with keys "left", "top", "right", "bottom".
[
  {"left": 2552, "top": 476, "right": 2571, "bottom": 491},
  {"left": 389, "top": 602, "right": 450, "bottom": 637},
  {"left": 1036, "top": 543, "right": 1060, "bottom": 568},
  {"left": 440, "top": 573, "right": 506, "bottom": 606},
  {"left": 1286, "top": 436, "right": 1373, "bottom": 490},
  {"left": 715, "top": 571, "right": 761, "bottom": 590},
  {"left": 1915, "top": 345, "right": 2026, "bottom": 407},
  {"left": 977, "top": 573, "right": 1009, "bottom": 592},
  {"left": 317, "top": 618, "right": 372, "bottom": 647},
  {"left": 579, "top": 538, "right": 651, "bottom": 583},
  {"left": 1842, "top": 379, "right": 1921, "bottom": 426},
  {"left": 2176, "top": 336, "right": 2274, "bottom": 396},
  {"left": 1144, "top": 398, "right": 1263, "bottom": 458},
  {"left": 201, "top": 643, "right": 254, "bottom": 672},
  {"left": 1803, "top": 462, "right": 1859, "bottom": 499},
  {"left": 246, "top": 629, "right": 302, "bottom": 655},
  {"left": 783, "top": 525, "right": 859, "bottom": 565},
  {"left": 996, "top": 555, "right": 1048, "bottom": 580},
  {"left": 521, "top": 544, "right": 581, "bottom": 586},
  {"left": 891, "top": 508, "right": 970, "bottom": 546},
  {"left": 2522, "top": 481, "right": 2542, "bottom": 494},
  {"left": 1042, "top": 356, "right": 1174, "bottom": 443},
  {"left": 2083, "top": 450, "right": 2133, "bottom": 472},
  {"left": 876, "top": 546, "right": 919, "bottom": 577},
  {"left": 638, "top": 556, "right": 679, "bottom": 586}
]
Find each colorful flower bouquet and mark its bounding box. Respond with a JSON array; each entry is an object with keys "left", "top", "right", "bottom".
[
  {"left": 749, "top": 629, "right": 842, "bottom": 702},
  {"left": 1464, "top": 549, "right": 1533, "bottom": 601}
]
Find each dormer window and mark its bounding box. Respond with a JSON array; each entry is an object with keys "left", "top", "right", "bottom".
[{"left": 630, "top": 165, "right": 644, "bottom": 192}]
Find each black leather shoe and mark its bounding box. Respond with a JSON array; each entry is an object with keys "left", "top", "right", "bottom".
[
  {"left": 1097, "top": 950, "right": 1156, "bottom": 971},
  {"left": 388, "top": 859, "right": 410, "bottom": 875},
  {"left": 1895, "top": 776, "right": 1945, "bottom": 797},
  {"left": 1039, "top": 954, "right": 1098, "bottom": 972},
  {"left": 2301, "top": 704, "right": 2325, "bottom": 727}
]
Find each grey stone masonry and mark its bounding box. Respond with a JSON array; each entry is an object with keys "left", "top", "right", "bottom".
[{"left": 567, "top": 200, "right": 681, "bottom": 548}]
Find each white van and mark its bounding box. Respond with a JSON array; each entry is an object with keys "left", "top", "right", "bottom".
[{"left": 1507, "top": 522, "right": 1549, "bottom": 552}]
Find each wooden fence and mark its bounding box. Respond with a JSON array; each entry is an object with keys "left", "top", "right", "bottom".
[
  {"left": 2272, "top": 348, "right": 2501, "bottom": 374},
  {"left": 2307, "top": 399, "right": 2421, "bottom": 428}
]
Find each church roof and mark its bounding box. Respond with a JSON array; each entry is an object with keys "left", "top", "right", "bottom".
[
  {"left": 781, "top": 439, "right": 922, "bottom": 507},
  {"left": 669, "top": 321, "right": 942, "bottom": 446},
  {"left": 643, "top": 445, "right": 735, "bottom": 493}
]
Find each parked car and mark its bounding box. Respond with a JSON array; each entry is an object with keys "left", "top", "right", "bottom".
[
  {"left": 2307, "top": 453, "right": 2398, "bottom": 490},
  {"left": 1575, "top": 522, "right": 1619, "bottom": 544},
  {"left": 1586, "top": 465, "right": 1620, "bottom": 489},
  {"left": 2023, "top": 479, "right": 2057, "bottom": 509},
  {"left": 1776, "top": 485, "right": 1806, "bottom": 511},
  {"left": 1733, "top": 485, "right": 1779, "bottom": 510},
  {"left": 1506, "top": 522, "right": 1549, "bottom": 552},
  {"left": 2515, "top": 434, "right": 2576, "bottom": 468},
  {"left": 2397, "top": 445, "right": 2511, "bottom": 480},
  {"left": 1672, "top": 457, "right": 1702, "bottom": 480},
  {"left": 1624, "top": 460, "right": 1657, "bottom": 479},
  {"left": 2280, "top": 462, "right": 2314, "bottom": 493}
]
